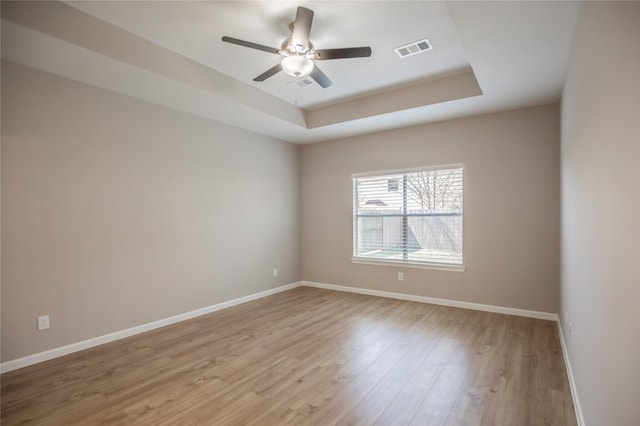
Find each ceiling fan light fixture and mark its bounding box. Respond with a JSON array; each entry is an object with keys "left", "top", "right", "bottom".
[{"left": 281, "top": 55, "right": 314, "bottom": 77}]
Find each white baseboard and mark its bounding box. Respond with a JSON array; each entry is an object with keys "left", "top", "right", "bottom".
[
  {"left": 301, "top": 281, "right": 559, "bottom": 321},
  {"left": 557, "top": 323, "right": 586, "bottom": 426},
  {"left": 4, "top": 279, "right": 580, "bottom": 424},
  {"left": 0, "top": 282, "right": 302, "bottom": 374},
  {"left": 1, "top": 280, "right": 559, "bottom": 374}
]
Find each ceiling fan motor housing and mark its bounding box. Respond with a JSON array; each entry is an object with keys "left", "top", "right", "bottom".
[{"left": 280, "top": 39, "right": 315, "bottom": 57}]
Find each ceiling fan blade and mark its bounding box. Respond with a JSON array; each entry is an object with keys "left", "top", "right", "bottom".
[
  {"left": 253, "top": 63, "right": 283, "bottom": 82},
  {"left": 291, "top": 6, "right": 314, "bottom": 49},
  {"left": 222, "top": 36, "right": 280, "bottom": 54},
  {"left": 315, "top": 47, "right": 372, "bottom": 60},
  {"left": 309, "top": 65, "right": 333, "bottom": 88}
]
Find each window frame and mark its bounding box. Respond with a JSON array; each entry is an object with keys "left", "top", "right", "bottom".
[{"left": 351, "top": 164, "right": 465, "bottom": 272}]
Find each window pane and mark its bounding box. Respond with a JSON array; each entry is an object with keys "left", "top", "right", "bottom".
[
  {"left": 406, "top": 169, "right": 462, "bottom": 213},
  {"left": 356, "top": 215, "right": 404, "bottom": 258},
  {"left": 355, "top": 174, "right": 403, "bottom": 213},
  {"left": 405, "top": 213, "right": 462, "bottom": 264}
]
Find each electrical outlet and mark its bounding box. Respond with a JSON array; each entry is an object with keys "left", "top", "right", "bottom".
[
  {"left": 398, "top": 272, "right": 404, "bottom": 281},
  {"left": 564, "top": 312, "right": 572, "bottom": 334},
  {"left": 273, "top": 268, "right": 278, "bottom": 277},
  {"left": 37, "top": 315, "right": 50, "bottom": 331}
]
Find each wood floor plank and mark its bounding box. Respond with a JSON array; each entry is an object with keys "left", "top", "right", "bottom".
[
  {"left": 336, "top": 353, "right": 424, "bottom": 426},
  {"left": 410, "top": 363, "right": 468, "bottom": 425},
  {"left": 1, "top": 286, "right": 577, "bottom": 425}
]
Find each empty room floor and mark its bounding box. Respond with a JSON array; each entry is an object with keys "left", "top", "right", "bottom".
[{"left": 1, "top": 286, "right": 577, "bottom": 425}]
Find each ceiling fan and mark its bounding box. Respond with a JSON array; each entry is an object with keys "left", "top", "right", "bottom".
[{"left": 222, "top": 6, "right": 372, "bottom": 88}]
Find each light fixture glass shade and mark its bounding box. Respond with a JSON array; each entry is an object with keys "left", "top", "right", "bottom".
[{"left": 281, "top": 55, "right": 314, "bottom": 77}]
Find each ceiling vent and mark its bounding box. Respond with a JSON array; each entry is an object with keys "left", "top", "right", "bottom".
[
  {"left": 287, "top": 77, "right": 314, "bottom": 88},
  {"left": 394, "top": 38, "right": 433, "bottom": 58}
]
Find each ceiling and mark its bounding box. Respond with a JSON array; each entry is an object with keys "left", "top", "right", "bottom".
[{"left": 1, "top": 1, "right": 580, "bottom": 144}]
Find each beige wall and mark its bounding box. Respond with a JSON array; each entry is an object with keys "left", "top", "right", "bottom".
[
  {"left": 1, "top": 62, "right": 300, "bottom": 362},
  {"left": 300, "top": 104, "right": 560, "bottom": 313},
  {"left": 560, "top": 2, "right": 640, "bottom": 425}
]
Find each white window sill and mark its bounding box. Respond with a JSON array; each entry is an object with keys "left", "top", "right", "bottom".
[{"left": 351, "top": 257, "right": 466, "bottom": 272}]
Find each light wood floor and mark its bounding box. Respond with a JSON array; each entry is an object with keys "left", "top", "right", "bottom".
[{"left": 1, "top": 286, "right": 576, "bottom": 425}]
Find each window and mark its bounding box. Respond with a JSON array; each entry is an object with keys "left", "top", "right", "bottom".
[{"left": 353, "top": 165, "right": 464, "bottom": 270}]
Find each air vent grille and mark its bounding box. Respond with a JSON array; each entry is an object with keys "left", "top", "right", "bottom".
[
  {"left": 287, "top": 78, "right": 314, "bottom": 88},
  {"left": 395, "top": 38, "right": 433, "bottom": 58}
]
